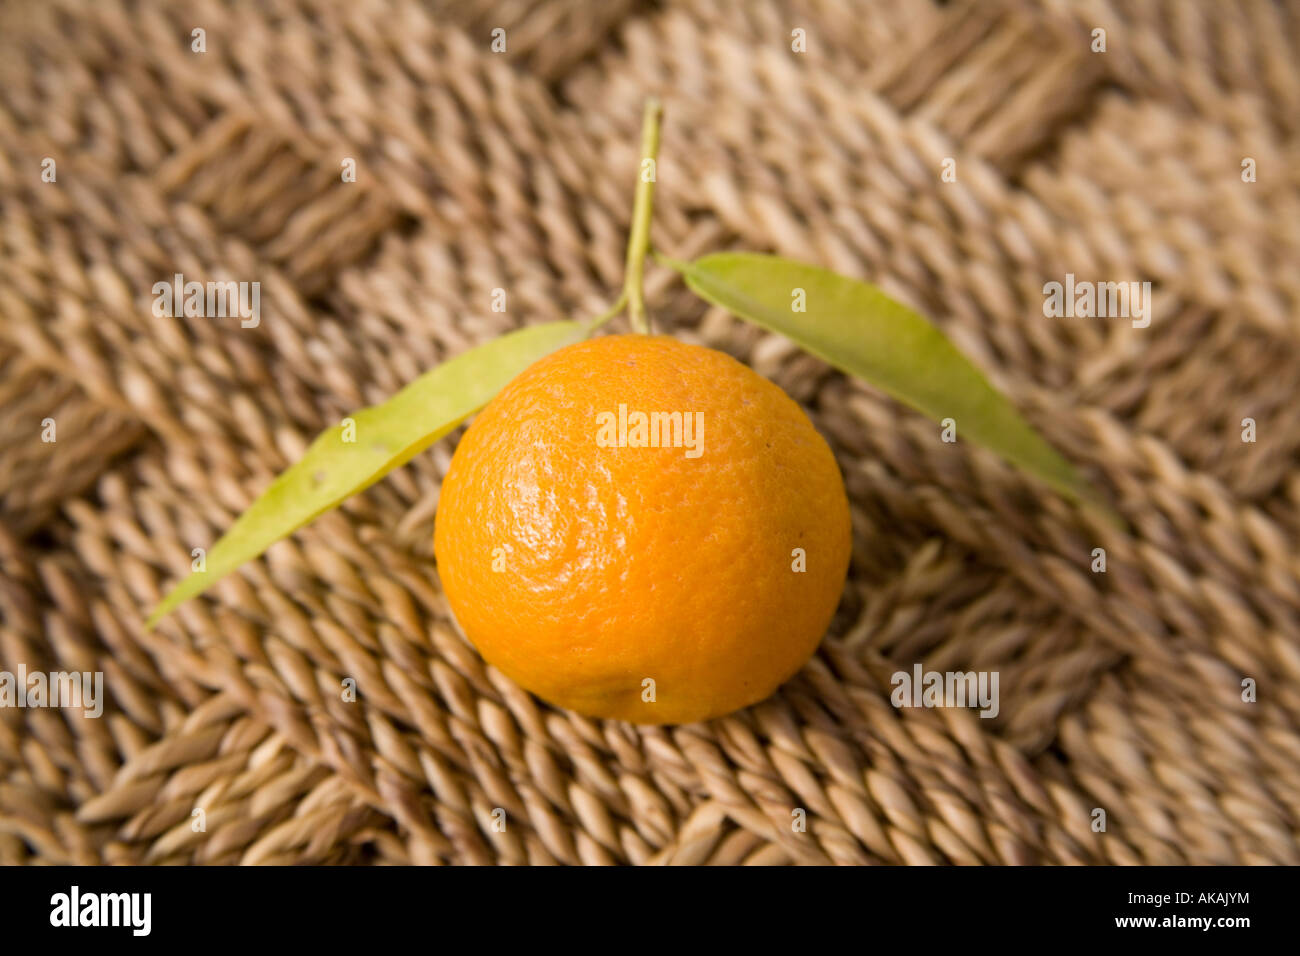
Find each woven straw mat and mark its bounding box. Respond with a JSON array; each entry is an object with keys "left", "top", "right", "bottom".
[{"left": 1, "top": 0, "right": 1299, "bottom": 866}]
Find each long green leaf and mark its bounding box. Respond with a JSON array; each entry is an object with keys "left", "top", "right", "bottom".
[
  {"left": 147, "top": 321, "right": 587, "bottom": 627},
  {"left": 665, "top": 252, "right": 1108, "bottom": 514}
]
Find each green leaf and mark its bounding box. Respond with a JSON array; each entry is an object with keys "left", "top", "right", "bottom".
[
  {"left": 663, "top": 251, "right": 1111, "bottom": 517},
  {"left": 147, "top": 320, "right": 587, "bottom": 628}
]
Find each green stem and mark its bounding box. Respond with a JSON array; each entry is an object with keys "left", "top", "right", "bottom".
[
  {"left": 651, "top": 250, "right": 689, "bottom": 273},
  {"left": 582, "top": 290, "right": 628, "bottom": 334},
  {"left": 623, "top": 98, "right": 662, "bottom": 334}
]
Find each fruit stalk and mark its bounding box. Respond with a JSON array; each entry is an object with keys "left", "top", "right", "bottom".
[{"left": 623, "top": 98, "right": 663, "bottom": 334}]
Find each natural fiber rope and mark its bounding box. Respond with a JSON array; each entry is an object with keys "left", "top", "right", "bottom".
[{"left": 1, "top": 0, "right": 1298, "bottom": 864}]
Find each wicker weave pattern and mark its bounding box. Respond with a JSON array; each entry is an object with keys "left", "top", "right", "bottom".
[{"left": 1, "top": 0, "right": 1298, "bottom": 865}]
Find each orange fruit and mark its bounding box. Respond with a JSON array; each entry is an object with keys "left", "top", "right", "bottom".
[{"left": 433, "top": 334, "right": 851, "bottom": 724}]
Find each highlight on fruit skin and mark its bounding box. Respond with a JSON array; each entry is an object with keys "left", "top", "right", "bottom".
[{"left": 433, "top": 334, "right": 853, "bottom": 725}]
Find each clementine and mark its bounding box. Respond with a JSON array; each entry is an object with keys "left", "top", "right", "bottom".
[{"left": 434, "top": 334, "right": 851, "bottom": 723}]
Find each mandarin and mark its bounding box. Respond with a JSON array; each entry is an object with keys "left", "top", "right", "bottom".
[{"left": 434, "top": 334, "right": 851, "bottom": 723}]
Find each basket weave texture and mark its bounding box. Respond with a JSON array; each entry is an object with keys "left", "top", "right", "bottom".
[{"left": 1, "top": 0, "right": 1299, "bottom": 865}]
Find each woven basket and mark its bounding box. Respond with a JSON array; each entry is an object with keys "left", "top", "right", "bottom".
[{"left": 1, "top": 0, "right": 1298, "bottom": 865}]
